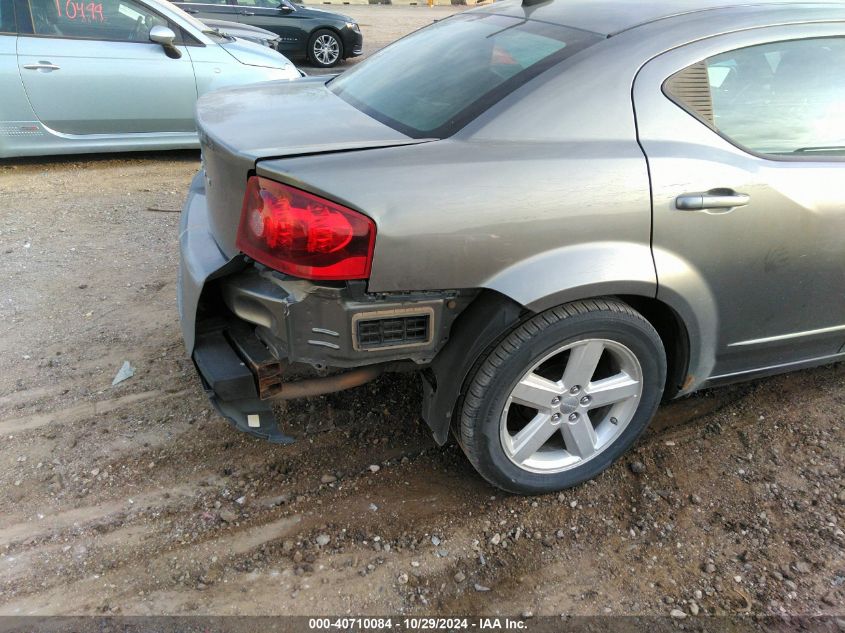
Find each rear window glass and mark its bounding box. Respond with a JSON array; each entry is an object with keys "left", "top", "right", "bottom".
[{"left": 329, "top": 13, "right": 601, "bottom": 138}]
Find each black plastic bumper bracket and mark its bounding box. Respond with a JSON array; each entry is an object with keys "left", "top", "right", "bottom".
[
  {"left": 193, "top": 330, "right": 294, "bottom": 445},
  {"left": 207, "top": 393, "right": 294, "bottom": 445}
]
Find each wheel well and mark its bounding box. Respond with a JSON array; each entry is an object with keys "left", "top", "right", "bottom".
[
  {"left": 422, "top": 291, "right": 690, "bottom": 444},
  {"left": 617, "top": 295, "right": 689, "bottom": 399}
]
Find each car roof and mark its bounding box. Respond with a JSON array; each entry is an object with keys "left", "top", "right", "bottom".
[{"left": 481, "top": 0, "right": 845, "bottom": 36}]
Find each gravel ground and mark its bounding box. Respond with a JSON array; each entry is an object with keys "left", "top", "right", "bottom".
[{"left": 0, "top": 6, "right": 843, "bottom": 620}]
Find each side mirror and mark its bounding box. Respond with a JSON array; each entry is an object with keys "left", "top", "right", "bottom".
[{"left": 150, "top": 25, "right": 182, "bottom": 58}]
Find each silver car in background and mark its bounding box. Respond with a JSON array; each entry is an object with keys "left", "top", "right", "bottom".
[{"left": 0, "top": 0, "right": 299, "bottom": 157}]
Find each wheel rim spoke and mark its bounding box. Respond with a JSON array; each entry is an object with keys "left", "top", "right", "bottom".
[
  {"left": 510, "top": 412, "right": 556, "bottom": 464},
  {"left": 315, "top": 36, "right": 338, "bottom": 64},
  {"left": 500, "top": 337, "right": 644, "bottom": 474},
  {"left": 510, "top": 373, "right": 560, "bottom": 410},
  {"left": 585, "top": 372, "right": 640, "bottom": 408},
  {"left": 562, "top": 340, "right": 604, "bottom": 389},
  {"left": 560, "top": 414, "right": 598, "bottom": 458}
]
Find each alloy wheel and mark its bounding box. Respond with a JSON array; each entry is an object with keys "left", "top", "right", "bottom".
[
  {"left": 313, "top": 34, "right": 340, "bottom": 66},
  {"left": 499, "top": 338, "right": 644, "bottom": 474}
]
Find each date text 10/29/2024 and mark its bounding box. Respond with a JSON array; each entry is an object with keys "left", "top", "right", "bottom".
[{"left": 308, "top": 618, "right": 529, "bottom": 630}]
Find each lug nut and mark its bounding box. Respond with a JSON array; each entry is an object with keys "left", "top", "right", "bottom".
[
  {"left": 569, "top": 385, "right": 581, "bottom": 394},
  {"left": 610, "top": 417, "right": 619, "bottom": 425},
  {"left": 551, "top": 413, "right": 561, "bottom": 422},
  {"left": 551, "top": 396, "right": 561, "bottom": 405},
  {"left": 580, "top": 395, "right": 591, "bottom": 405},
  {"left": 568, "top": 412, "right": 579, "bottom": 421}
]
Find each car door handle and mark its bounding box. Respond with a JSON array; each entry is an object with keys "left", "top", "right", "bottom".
[
  {"left": 676, "top": 189, "right": 750, "bottom": 211},
  {"left": 240, "top": 10, "right": 255, "bottom": 14},
  {"left": 23, "top": 62, "right": 61, "bottom": 72},
  {"left": 184, "top": 8, "right": 198, "bottom": 12}
]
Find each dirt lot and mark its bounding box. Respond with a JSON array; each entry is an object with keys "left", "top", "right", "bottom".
[{"left": 0, "top": 7, "right": 844, "bottom": 621}]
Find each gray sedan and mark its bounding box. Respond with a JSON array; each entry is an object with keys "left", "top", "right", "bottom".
[
  {"left": 0, "top": 0, "right": 299, "bottom": 158},
  {"left": 179, "top": 0, "right": 845, "bottom": 493}
]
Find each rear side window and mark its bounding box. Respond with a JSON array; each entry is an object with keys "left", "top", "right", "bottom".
[
  {"left": 665, "top": 37, "right": 845, "bottom": 157},
  {"left": 0, "top": 0, "right": 15, "bottom": 33},
  {"left": 330, "top": 13, "right": 601, "bottom": 139}
]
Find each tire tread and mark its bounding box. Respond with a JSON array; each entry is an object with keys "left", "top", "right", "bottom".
[{"left": 459, "top": 298, "right": 657, "bottom": 492}]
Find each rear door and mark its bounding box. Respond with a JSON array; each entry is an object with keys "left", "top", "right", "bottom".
[
  {"left": 18, "top": 0, "right": 197, "bottom": 135},
  {"left": 634, "top": 23, "right": 845, "bottom": 380},
  {"left": 233, "top": 0, "right": 301, "bottom": 52},
  {"left": 172, "top": 0, "right": 236, "bottom": 20}
]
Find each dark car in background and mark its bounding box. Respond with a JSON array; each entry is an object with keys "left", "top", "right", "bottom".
[{"left": 172, "top": 0, "right": 362, "bottom": 66}]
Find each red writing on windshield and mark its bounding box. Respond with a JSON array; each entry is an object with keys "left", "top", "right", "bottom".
[{"left": 54, "top": 0, "right": 105, "bottom": 21}]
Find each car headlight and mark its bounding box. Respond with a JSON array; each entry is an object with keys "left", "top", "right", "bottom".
[{"left": 346, "top": 22, "right": 360, "bottom": 32}]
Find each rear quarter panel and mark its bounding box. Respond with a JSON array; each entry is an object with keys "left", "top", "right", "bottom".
[
  {"left": 257, "top": 40, "right": 657, "bottom": 304},
  {"left": 258, "top": 138, "right": 655, "bottom": 303}
]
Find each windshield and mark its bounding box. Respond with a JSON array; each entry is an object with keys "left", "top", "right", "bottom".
[{"left": 330, "top": 13, "right": 601, "bottom": 138}]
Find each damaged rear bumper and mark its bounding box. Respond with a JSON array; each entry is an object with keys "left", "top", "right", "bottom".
[
  {"left": 193, "top": 325, "right": 295, "bottom": 444},
  {"left": 178, "top": 172, "right": 292, "bottom": 442},
  {"left": 178, "top": 172, "right": 470, "bottom": 442}
]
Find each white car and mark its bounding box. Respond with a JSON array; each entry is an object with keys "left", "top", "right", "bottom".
[{"left": 0, "top": 0, "right": 299, "bottom": 157}]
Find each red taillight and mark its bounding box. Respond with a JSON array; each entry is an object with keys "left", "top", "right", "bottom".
[{"left": 235, "top": 176, "right": 376, "bottom": 280}]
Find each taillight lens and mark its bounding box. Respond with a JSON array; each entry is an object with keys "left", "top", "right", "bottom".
[{"left": 235, "top": 176, "right": 376, "bottom": 280}]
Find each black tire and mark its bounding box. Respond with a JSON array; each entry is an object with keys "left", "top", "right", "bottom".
[
  {"left": 308, "top": 29, "right": 344, "bottom": 68},
  {"left": 459, "top": 298, "right": 666, "bottom": 494}
]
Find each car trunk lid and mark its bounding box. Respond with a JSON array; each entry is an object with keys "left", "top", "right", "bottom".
[{"left": 196, "top": 77, "right": 431, "bottom": 258}]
